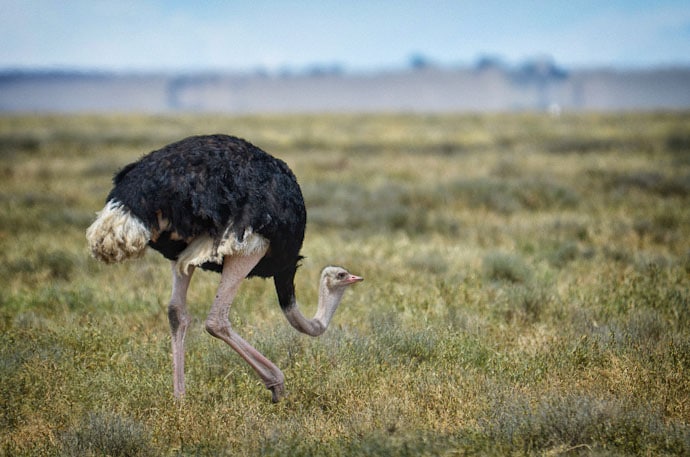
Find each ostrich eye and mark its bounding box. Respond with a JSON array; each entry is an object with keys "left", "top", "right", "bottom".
[{"left": 337, "top": 272, "right": 348, "bottom": 280}]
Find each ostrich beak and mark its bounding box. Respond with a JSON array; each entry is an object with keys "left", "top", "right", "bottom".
[{"left": 346, "top": 274, "right": 363, "bottom": 285}]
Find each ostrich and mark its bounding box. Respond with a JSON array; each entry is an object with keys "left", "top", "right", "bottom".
[{"left": 86, "top": 134, "right": 362, "bottom": 403}]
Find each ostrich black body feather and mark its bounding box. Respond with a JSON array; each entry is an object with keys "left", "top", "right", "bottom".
[{"left": 106, "top": 135, "right": 306, "bottom": 305}]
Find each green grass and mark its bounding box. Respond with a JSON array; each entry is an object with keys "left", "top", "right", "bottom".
[{"left": 1, "top": 112, "right": 689, "bottom": 455}]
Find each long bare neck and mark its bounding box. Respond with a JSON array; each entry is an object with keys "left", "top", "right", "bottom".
[{"left": 282, "top": 277, "right": 346, "bottom": 337}]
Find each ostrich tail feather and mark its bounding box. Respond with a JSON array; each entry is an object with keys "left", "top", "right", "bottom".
[{"left": 86, "top": 200, "right": 150, "bottom": 263}]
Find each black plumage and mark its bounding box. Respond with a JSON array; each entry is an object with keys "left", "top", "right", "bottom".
[{"left": 106, "top": 134, "right": 306, "bottom": 307}]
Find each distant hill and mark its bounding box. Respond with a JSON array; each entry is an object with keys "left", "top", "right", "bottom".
[{"left": 2, "top": 64, "right": 690, "bottom": 113}]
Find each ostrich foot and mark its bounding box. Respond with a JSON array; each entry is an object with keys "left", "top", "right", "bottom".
[{"left": 268, "top": 382, "right": 285, "bottom": 403}]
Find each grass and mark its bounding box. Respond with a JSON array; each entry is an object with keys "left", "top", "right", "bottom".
[{"left": 1, "top": 111, "right": 689, "bottom": 455}]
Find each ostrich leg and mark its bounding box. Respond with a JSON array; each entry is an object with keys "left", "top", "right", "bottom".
[
  {"left": 204, "top": 248, "right": 286, "bottom": 402},
  {"left": 168, "top": 261, "right": 194, "bottom": 398}
]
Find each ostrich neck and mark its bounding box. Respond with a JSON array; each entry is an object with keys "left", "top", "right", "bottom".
[{"left": 283, "top": 280, "right": 346, "bottom": 337}]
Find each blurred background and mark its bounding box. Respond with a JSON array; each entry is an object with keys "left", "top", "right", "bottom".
[{"left": 1, "top": 0, "right": 690, "bottom": 113}]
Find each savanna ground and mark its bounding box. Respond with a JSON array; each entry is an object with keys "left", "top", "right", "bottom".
[{"left": 1, "top": 112, "right": 689, "bottom": 456}]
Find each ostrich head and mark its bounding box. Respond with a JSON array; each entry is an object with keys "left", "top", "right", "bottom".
[{"left": 321, "top": 266, "right": 364, "bottom": 290}]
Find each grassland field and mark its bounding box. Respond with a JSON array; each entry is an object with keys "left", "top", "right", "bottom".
[{"left": 0, "top": 112, "right": 689, "bottom": 456}]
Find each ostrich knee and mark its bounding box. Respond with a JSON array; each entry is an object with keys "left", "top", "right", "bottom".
[
  {"left": 204, "top": 312, "right": 230, "bottom": 339},
  {"left": 169, "top": 305, "right": 190, "bottom": 335}
]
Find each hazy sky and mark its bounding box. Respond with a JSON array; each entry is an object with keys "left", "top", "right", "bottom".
[{"left": 2, "top": 0, "right": 690, "bottom": 71}]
